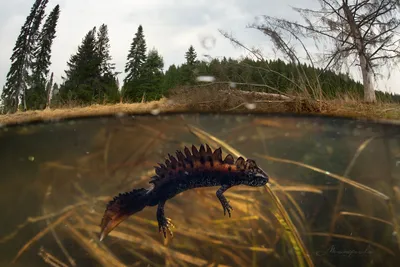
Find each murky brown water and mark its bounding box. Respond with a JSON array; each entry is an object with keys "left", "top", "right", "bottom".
[{"left": 0, "top": 113, "right": 399, "bottom": 267}]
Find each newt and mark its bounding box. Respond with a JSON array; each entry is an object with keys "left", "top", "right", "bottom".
[{"left": 99, "top": 144, "right": 269, "bottom": 241}]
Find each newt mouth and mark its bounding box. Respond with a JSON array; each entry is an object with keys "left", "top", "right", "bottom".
[{"left": 99, "top": 212, "right": 128, "bottom": 241}]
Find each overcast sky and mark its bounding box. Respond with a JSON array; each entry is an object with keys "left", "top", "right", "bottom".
[{"left": 1, "top": 0, "right": 399, "bottom": 94}]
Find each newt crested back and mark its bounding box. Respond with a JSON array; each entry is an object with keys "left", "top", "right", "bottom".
[{"left": 99, "top": 144, "right": 269, "bottom": 241}]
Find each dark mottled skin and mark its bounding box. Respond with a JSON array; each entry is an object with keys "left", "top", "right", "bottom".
[{"left": 100, "top": 144, "right": 269, "bottom": 240}]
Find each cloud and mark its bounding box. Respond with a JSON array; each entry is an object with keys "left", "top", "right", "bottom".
[{"left": 0, "top": 0, "right": 399, "bottom": 94}]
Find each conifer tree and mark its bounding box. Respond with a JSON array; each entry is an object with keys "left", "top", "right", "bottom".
[
  {"left": 181, "top": 45, "right": 198, "bottom": 85},
  {"left": 185, "top": 45, "right": 197, "bottom": 65},
  {"left": 122, "top": 25, "right": 147, "bottom": 100},
  {"left": 28, "top": 4, "right": 60, "bottom": 109},
  {"left": 162, "top": 64, "right": 181, "bottom": 94},
  {"left": 22, "top": 0, "right": 49, "bottom": 110},
  {"left": 60, "top": 27, "right": 101, "bottom": 103},
  {"left": 140, "top": 48, "right": 164, "bottom": 100},
  {"left": 96, "top": 24, "right": 115, "bottom": 76},
  {"left": 96, "top": 24, "right": 119, "bottom": 102},
  {"left": 124, "top": 25, "right": 147, "bottom": 83},
  {"left": 1, "top": 0, "right": 48, "bottom": 112}
]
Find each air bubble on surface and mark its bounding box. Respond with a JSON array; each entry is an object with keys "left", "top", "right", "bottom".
[
  {"left": 115, "top": 112, "right": 125, "bottom": 118},
  {"left": 196, "top": 76, "right": 215, "bottom": 82},
  {"left": 244, "top": 102, "right": 256, "bottom": 110},
  {"left": 28, "top": 156, "right": 35, "bottom": 161},
  {"left": 200, "top": 35, "right": 216, "bottom": 50},
  {"left": 151, "top": 108, "right": 160, "bottom": 115},
  {"left": 229, "top": 82, "right": 236, "bottom": 88}
]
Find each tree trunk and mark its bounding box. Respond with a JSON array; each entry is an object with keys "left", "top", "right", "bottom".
[
  {"left": 359, "top": 54, "right": 376, "bottom": 103},
  {"left": 46, "top": 72, "right": 54, "bottom": 109},
  {"left": 342, "top": 1, "right": 376, "bottom": 103}
]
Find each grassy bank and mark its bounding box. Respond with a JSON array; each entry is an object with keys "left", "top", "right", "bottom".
[{"left": 0, "top": 88, "right": 399, "bottom": 126}]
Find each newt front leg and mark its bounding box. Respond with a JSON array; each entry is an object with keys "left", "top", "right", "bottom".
[
  {"left": 216, "top": 184, "right": 233, "bottom": 217},
  {"left": 157, "top": 200, "right": 174, "bottom": 238}
]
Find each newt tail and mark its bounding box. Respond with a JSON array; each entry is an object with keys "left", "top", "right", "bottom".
[{"left": 99, "top": 144, "right": 269, "bottom": 240}]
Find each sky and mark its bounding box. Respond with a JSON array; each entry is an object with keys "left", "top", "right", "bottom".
[{"left": 0, "top": 0, "right": 399, "bottom": 94}]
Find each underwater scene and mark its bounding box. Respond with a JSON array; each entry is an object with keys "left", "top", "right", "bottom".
[{"left": 0, "top": 113, "right": 399, "bottom": 267}]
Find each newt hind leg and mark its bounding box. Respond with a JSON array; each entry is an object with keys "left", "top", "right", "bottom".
[
  {"left": 157, "top": 200, "right": 175, "bottom": 238},
  {"left": 216, "top": 184, "right": 233, "bottom": 217}
]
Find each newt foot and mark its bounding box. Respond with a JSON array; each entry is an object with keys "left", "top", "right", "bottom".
[
  {"left": 222, "top": 201, "right": 233, "bottom": 217},
  {"left": 158, "top": 217, "right": 175, "bottom": 238}
]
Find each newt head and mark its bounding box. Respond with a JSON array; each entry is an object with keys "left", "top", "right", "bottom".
[
  {"left": 99, "top": 189, "right": 148, "bottom": 241},
  {"left": 99, "top": 209, "right": 129, "bottom": 242},
  {"left": 236, "top": 157, "right": 269, "bottom": 187}
]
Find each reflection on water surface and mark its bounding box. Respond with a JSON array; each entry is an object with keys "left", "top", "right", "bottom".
[{"left": 0, "top": 113, "right": 399, "bottom": 267}]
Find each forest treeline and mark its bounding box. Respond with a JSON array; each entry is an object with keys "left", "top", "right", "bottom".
[{"left": 1, "top": 0, "right": 400, "bottom": 114}]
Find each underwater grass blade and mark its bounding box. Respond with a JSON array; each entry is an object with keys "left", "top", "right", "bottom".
[
  {"left": 79, "top": 224, "right": 213, "bottom": 266},
  {"left": 38, "top": 247, "right": 69, "bottom": 267},
  {"left": 0, "top": 199, "right": 96, "bottom": 244},
  {"left": 265, "top": 184, "right": 310, "bottom": 267},
  {"left": 65, "top": 222, "right": 126, "bottom": 267},
  {"left": 43, "top": 196, "right": 76, "bottom": 267},
  {"left": 186, "top": 124, "right": 314, "bottom": 267},
  {"left": 12, "top": 210, "right": 74, "bottom": 264},
  {"left": 103, "top": 130, "right": 113, "bottom": 177},
  {"left": 255, "top": 153, "right": 390, "bottom": 201},
  {"left": 339, "top": 211, "right": 393, "bottom": 226},
  {"left": 327, "top": 136, "right": 375, "bottom": 245},
  {"left": 255, "top": 152, "right": 400, "bottom": 251}
]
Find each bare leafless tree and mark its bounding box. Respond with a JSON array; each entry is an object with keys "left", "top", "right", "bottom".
[{"left": 250, "top": 0, "right": 400, "bottom": 102}]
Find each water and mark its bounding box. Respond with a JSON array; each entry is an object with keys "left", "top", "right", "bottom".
[{"left": 0, "top": 113, "right": 399, "bottom": 267}]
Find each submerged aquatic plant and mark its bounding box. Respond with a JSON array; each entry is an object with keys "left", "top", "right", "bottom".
[{"left": 1, "top": 114, "right": 399, "bottom": 267}]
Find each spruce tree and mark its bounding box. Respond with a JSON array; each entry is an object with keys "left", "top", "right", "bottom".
[
  {"left": 60, "top": 27, "right": 101, "bottom": 103},
  {"left": 162, "top": 64, "right": 181, "bottom": 94},
  {"left": 181, "top": 45, "right": 198, "bottom": 85},
  {"left": 185, "top": 45, "right": 197, "bottom": 65},
  {"left": 96, "top": 24, "right": 115, "bottom": 76},
  {"left": 140, "top": 48, "right": 164, "bottom": 100},
  {"left": 22, "top": 0, "right": 49, "bottom": 110},
  {"left": 122, "top": 25, "right": 147, "bottom": 100},
  {"left": 28, "top": 4, "right": 60, "bottom": 110},
  {"left": 1, "top": 0, "right": 48, "bottom": 112},
  {"left": 95, "top": 24, "right": 119, "bottom": 102},
  {"left": 124, "top": 25, "right": 147, "bottom": 82}
]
